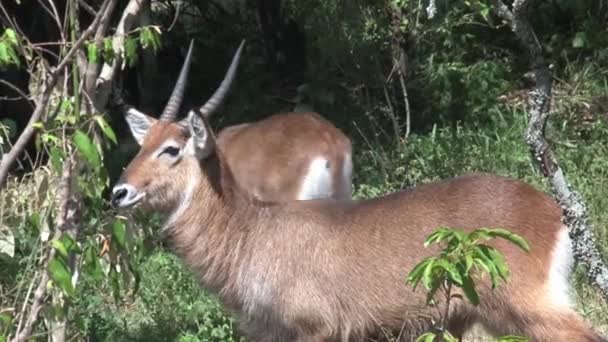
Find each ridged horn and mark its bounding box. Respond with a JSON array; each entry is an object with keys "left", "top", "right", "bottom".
[
  {"left": 160, "top": 40, "right": 195, "bottom": 121},
  {"left": 199, "top": 40, "right": 245, "bottom": 118}
]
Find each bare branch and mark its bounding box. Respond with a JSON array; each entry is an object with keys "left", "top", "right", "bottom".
[
  {"left": 38, "top": 0, "right": 66, "bottom": 42},
  {"left": 11, "top": 154, "right": 78, "bottom": 342},
  {"left": 53, "top": 0, "right": 110, "bottom": 77},
  {"left": 490, "top": 0, "right": 608, "bottom": 300},
  {"left": 0, "top": 80, "right": 34, "bottom": 109},
  {"left": 83, "top": 0, "right": 118, "bottom": 103},
  {"left": 79, "top": 0, "right": 97, "bottom": 16},
  {"left": 94, "top": 0, "right": 148, "bottom": 112},
  {"left": 0, "top": 0, "right": 111, "bottom": 188}
]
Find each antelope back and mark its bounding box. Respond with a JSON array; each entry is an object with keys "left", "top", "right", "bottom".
[{"left": 216, "top": 111, "right": 352, "bottom": 202}]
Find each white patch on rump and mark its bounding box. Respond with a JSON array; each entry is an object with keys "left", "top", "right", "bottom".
[
  {"left": 297, "top": 157, "right": 332, "bottom": 200},
  {"left": 546, "top": 226, "right": 574, "bottom": 308},
  {"left": 341, "top": 152, "right": 353, "bottom": 199}
]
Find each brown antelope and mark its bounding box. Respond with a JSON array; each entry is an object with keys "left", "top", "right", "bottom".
[
  {"left": 121, "top": 41, "right": 352, "bottom": 202},
  {"left": 111, "top": 42, "right": 606, "bottom": 341}
]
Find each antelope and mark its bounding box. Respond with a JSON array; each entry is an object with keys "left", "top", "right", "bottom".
[
  {"left": 111, "top": 42, "right": 606, "bottom": 341},
  {"left": 122, "top": 41, "right": 352, "bottom": 202}
]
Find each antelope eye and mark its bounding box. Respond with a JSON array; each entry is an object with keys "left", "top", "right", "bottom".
[{"left": 161, "top": 146, "right": 180, "bottom": 157}]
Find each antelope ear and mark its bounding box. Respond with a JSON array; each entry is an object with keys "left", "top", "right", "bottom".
[
  {"left": 183, "top": 110, "right": 214, "bottom": 160},
  {"left": 125, "top": 108, "right": 156, "bottom": 145}
]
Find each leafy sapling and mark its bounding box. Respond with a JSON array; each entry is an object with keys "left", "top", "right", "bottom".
[{"left": 407, "top": 227, "right": 530, "bottom": 342}]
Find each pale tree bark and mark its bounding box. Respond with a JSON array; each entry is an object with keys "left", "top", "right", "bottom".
[
  {"left": 95, "top": 0, "right": 148, "bottom": 112},
  {"left": 489, "top": 0, "right": 608, "bottom": 299}
]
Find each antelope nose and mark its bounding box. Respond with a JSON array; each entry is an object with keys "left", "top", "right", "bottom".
[
  {"left": 111, "top": 187, "right": 128, "bottom": 207},
  {"left": 111, "top": 184, "right": 145, "bottom": 208}
]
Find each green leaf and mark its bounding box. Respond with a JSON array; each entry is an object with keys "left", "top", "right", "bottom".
[
  {"left": 112, "top": 219, "right": 127, "bottom": 249},
  {"left": 422, "top": 257, "right": 437, "bottom": 290},
  {"left": 83, "top": 244, "right": 103, "bottom": 281},
  {"left": 109, "top": 265, "right": 121, "bottom": 303},
  {"left": 443, "top": 331, "right": 459, "bottom": 342},
  {"left": 468, "top": 228, "right": 492, "bottom": 243},
  {"left": 424, "top": 227, "right": 453, "bottom": 246},
  {"left": 484, "top": 228, "right": 530, "bottom": 252},
  {"left": 87, "top": 42, "right": 98, "bottom": 63},
  {"left": 0, "top": 312, "right": 11, "bottom": 329},
  {"left": 408, "top": 258, "right": 433, "bottom": 288},
  {"left": 94, "top": 115, "right": 117, "bottom": 144},
  {"left": 461, "top": 273, "right": 479, "bottom": 305},
  {"left": 51, "top": 239, "right": 68, "bottom": 259},
  {"left": 473, "top": 247, "right": 500, "bottom": 287},
  {"left": 139, "top": 26, "right": 162, "bottom": 52},
  {"left": 59, "top": 234, "right": 80, "bottom": 254},
  {"left": 48, "top": 257, "right": 75, "bottom": 297},
  {"left": 485, "top": 246, "right": 510, "bottom": 281},
  {"left": 125, "top": 37, "right": 139, "bottom": 67},
  {"left": 435, "top": 258, "right": 463, "bottom": 285},
  {"left": 572, "top": 32, "right": 587, "bottom": 48},
  {"left": 103, "top": 37, "right": 114, "bottom": 63},
  {"left": 465, "top": 253, "right": 474, "bottom": 274},
  {"left": 0, "top": 29, "right": 21, "bottom": 67},
  {"left": 73, "top": 130, "right": 101, "bottom": 170},
  {"left": 416, "top": 332, "right": 437, "bottom": 342}
]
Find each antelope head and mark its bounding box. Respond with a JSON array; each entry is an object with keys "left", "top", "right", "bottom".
[{"left": 111, "top": 40, "right": 245, "bottom": 212}]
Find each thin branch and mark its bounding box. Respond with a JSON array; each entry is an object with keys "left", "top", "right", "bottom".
[
  {"left": 94, "top": 0, "right": 148, "bottom": 112},
  {"left": 0, "top": 80, "right": 34, "bottom": 109},
  {"left": 397, "top": 67, "right": 411, "bottom": 140},
  {"left": 84, "top": 0, "right": 118, "bottom": 105},
  {"left": 167, "top": 0, "right": 182, "bottom": 31},
  {"left": 53, "top": 0, "right": 110, "bottom": 76},
  {"left": 78, "top": 0, "right": 96, "bottom": 16},
  {"left": 11, "top": 154, "right": 77, "bottom": 342},
  {"left": 0, "top": 0, "right": 111, "bottom": 189},
  {"left": 40, "top": 0, "right": 66, "bottom": 42},
  {"left": 490, "top": 0, "right": 608, "bottom": 300}
]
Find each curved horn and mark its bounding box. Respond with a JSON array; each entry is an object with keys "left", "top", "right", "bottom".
[
  {"left": 160, "top": 40, "right": 195, "bottom": 121},
  {"left": 199, "top": 40, "right": 245, "bottom": 118}
]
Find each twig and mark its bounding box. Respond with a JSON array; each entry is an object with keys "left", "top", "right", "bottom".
[
  {"left": 39, "top": 0, "right": 66, "bottom": 42},
  {"left": 0, "top": 80, "right": 34, "bottom": 109},
  {"left": 84, "top": 0, "right": 118, "bottom": 104},
  {"left": 78, "top": 0, "right": 96, "bottom": 16},
  {"left": 167, "top": 0, "right": 182, "bottom": 31},
  {"left": 397, "top": 66, "right": 411, "bottom": 140},
  {"left": 11, "top": 154, "right": 76, "bottom": 342},
  {"left": 490, "top": 0, "right": 608, "bottom": 300},
  {"left": 0, "top": 0, "right": 111, "bottom": 189},
  {"left": 13, "top": 270, "right": 38, "bottom": 338},
  {"left": 94, "top": 0, "right": 148, "bottom": 112}
]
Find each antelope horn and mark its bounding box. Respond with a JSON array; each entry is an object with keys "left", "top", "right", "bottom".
[
  {"left": 199, "top": 40, "right": 245, "bottom": 118},
  {"left": 160, "top": 40, "right": 195, "bottom": 121}
]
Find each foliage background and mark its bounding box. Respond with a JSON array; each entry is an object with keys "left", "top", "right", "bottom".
[{"left": 1, "top": 0, "right": 608, "bottom": 340}]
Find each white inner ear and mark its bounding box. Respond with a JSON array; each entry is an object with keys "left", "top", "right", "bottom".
[
  {"left": 185, "top": 111, "right": 213, "bottom": 159},
  {"left": 126, "top": 108, "right": 155, "bottom": 145}
]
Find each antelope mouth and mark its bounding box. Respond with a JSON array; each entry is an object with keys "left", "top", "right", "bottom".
[{"left": 111, "top": 184, "right": 146, "bottom": 209}]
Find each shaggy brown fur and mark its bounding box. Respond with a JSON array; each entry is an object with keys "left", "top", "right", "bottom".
[
  {"left": 116, "top": 118, "right": 606, "bottom": 342},
  {"left": 216, "top": 111, "right": 352, "bottom": 202}
]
